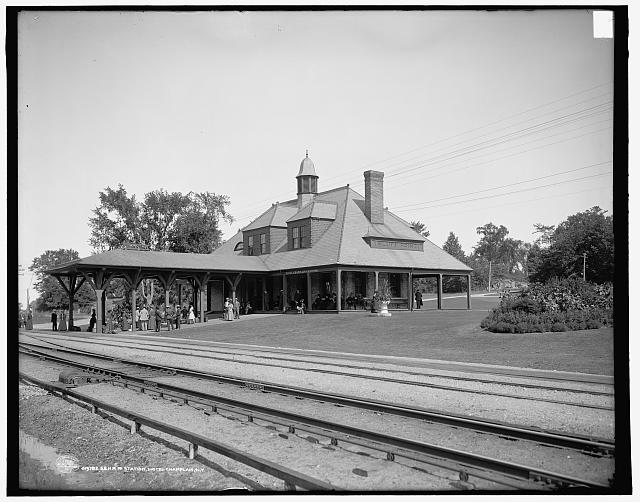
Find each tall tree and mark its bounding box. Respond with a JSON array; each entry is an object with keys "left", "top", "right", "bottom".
[
  {"left": 29, "top": 249, "right": 95, "bottom": 311},
  {"left": 410, "top": 220, "right": 430, "bottom": 238},
  {"left": 89, "top": 186, "right": 233, "bottom": 253},
  {"left": 532, "top": 223, "right": 555, "bottom": 248},
  {"left": 473, "top": 223, "right": 509, "bottom": 291},
  {"left": 89, "top": 185, "right": 234, "bottom": 304},
  {"left": 529, "top": 207, "right": 613, "bottom": 283},
  {"left": 442, "top": 232, "right": 465, "bottom": 261}
]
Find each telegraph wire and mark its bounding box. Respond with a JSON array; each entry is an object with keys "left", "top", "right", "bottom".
[
  {"left": 348, "top": 93, "right": 613, "bottom": 180},
  {"left": 426, "top": 185, "right": 613, "bottom": 221},
  {"left": 391, "top": 172, "right": 611, "bottom": 213},
  {"left": 382, "top": 102, "right": 612, "bottom": 180},
  {"left": 325, "top": 82, "right": 613, "bottom": 177},
  {"left": 391, "top": 160, "right": 612, "bottom": 210},
  {"left": 230, "top": 84, "right": 613, "bottom": 222},
  {"left": 380, "top": 122, "right": 613, "bottom": 192}
]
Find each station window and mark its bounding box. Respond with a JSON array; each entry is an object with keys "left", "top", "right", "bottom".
[
  {"left": 248, "top": 235, "right": 254, "bottom": 256},
  {"left": 292, "top": 227, "right": 300, "bottom": 249},
  {"left": 260, "top": 233, "right": 267, "bottom": 254}
]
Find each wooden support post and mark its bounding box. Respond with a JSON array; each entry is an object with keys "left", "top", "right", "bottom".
[
  {"left": 165, "top": 290, "right": 170, "bottom": 310},
  {"left": 200, "top": 288, "right": 206, "bottom": 323},
  {"left": 95, "top": 289, "right": 104, "bottom": 334},
  {"left": 131, "top": 288, "right": 137, "bottom": 332},
  {"left": 336, "top": 269, "right": 342, "bottom": 312},
  {"left": 409, "top": 271, "right": 414, "bottom": 312},
  {"left": 466, "top": 274, "right": 472, "bottom": 310},
  {"left": 178, "top": 283, "right": 182, "bottom": 311},
  {"left": 437, "top": 274, "right": 443, "bottom": 310},
  {"left": 306, "top": 271, "right": 312, "bottom": 312},
  {"left": 375, "top": 271, "right": 379, "bottom": 291},
  {"left": 282, "top": 274, "right": 288, "bottom": 312},
  {"left": 262, "top": 277, "right": 267, "bottom": 311}
]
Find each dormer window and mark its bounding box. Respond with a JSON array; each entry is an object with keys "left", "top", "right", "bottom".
[
  {"left": 260, "top": 233, "right": 267, "bottom": 254},
  {"left": 292, "top": 227, "right": 300, "bottom": 249},
  {"left": 248, "top": 235, "right": 254, "bottom": 255},
  {"left": 234, "top": 241, "right": 244, "bottom": 252}
]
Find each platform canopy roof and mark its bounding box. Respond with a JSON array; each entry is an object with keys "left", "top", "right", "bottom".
[{"left": 45, "top": 248, "right": 269, "bottom": 276}]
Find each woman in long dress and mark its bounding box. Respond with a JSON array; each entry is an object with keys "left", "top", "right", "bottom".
[
  {"left": 58, "top": 309, "right": 67, "bottom": 331},
  {"left": 188, "top": 304, "right": 195, "bottom": 324},
  {"left": 149, "top": 305, "right": 156, "bottom": 331},
  {"left": 224, "top": 298, "right": 233, "bottom": 321}
]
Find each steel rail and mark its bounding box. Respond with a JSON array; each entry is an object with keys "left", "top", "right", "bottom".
[
  {"left": 110, "top": 379, "right": 609, "bottom": 490},
  {"left": 19, "top": 356, "right": 610, "bottom": 491},
  {"left": 25, "top": 332, "right": 614, "bottom": 398},
  {"left": 18, "top": 372, "right": 337, "bottom": 491},
  {"left": 19, "top": 342, "right": 615, "bottom": 456},
  {"left": 23, "top": 330, "right": 614, "bottom": 386}
]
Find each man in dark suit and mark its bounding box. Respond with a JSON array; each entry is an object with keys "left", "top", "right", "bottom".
[{"left": 51, "top": 310, "right": 58, "bottom": 331}]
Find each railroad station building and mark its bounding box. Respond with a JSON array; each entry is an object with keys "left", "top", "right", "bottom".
[{"left": 47, "top": 153, "right": 472, "bottom": 333}]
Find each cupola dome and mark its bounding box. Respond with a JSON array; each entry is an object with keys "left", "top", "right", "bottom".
[{"left": 297, "top": 151, "right": 317, "bottom": 177}]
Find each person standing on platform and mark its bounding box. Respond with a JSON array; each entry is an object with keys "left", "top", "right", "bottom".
[
  {"left": 188, "top": 304, "right": 195, "bottom": 324},
  {"left": 106, "top": 310, "right": 114, "bottom": 333},
  {"left": 51, "top": 310, "right": 58, "bottom": 331},
  {"left": 135, "top": 307, "right": 141, "bottom": 331},
  {"left": 165, "top": 305, "right": 172, "bottom": 331},
  {"left": 88, "top": 309, "right": 96, "bottom": 332},
  {"left": 415, "top": 290, "right": 423, "bottom": 310},
  {"left": 26, "top": 310, "right": 33, "bottom": 330},
  {"left": 154, "top": 304, "right": 162, "bottom": 333},
  {"left": 233, "top": 297, "right": 240, "bottom": 319},
  {"left": 174, "top": 303, "right": 181, "bottom": 329},
  {"left": 140, "top": 305, "right": 149, "bottom": 331},
  {"left": 58, "top": 309, "right": 67, "bottom": 331}
]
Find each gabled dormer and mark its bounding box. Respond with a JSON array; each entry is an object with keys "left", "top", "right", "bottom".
[{"left": 286, "top": 201, "right": 337, "bottom": 250}]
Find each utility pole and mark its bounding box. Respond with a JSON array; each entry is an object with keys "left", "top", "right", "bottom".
[{"left": 583, "top": 253, "right": 586, "bottom": 281}]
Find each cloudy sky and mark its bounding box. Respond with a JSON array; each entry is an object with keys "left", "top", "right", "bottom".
[{"left": 17, "top": 9, "right": 614, "bottom": 305}]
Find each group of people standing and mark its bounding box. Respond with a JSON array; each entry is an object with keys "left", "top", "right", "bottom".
[
  {"left": 75, "top": 303, "right": 197, "bottom": 333},
  {"left": 151, "top": 303, "right": 196, "bottom": 332},
  {"left": 223, "top": 297, "right": 241, "bottom": 321},
  {"left": 50, "top": 309, "right": 68, "bottom": 331}
]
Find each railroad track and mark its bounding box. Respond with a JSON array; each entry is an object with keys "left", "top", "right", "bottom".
[
  {"left": 19, "top": 341, "right": 613, "bottom": 490},
  {"left": 21, "top": 332, "right": 615, "bottom": 409}
]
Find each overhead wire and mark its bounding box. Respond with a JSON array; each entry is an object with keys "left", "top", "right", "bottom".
[
  {"left": 230, "top": 84, "right": 613, "bottom": 223},
  {"left": 391, "top": 160, "right": 612, "bottom": 210},
  {"left": 391, "top": 172, "right": 612, "bottom": 213}
]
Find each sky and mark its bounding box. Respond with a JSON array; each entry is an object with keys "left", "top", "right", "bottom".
[{"left": 17, "top": 8, "right": 615, "bottom": 306}]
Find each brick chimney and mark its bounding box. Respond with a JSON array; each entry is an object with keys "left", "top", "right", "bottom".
[{"left": 364, "top": 170, "right": 384, "bottom": 224}]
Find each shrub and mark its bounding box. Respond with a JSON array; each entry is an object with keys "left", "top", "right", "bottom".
[{"left": 481, "top": 278, "right": 613, "bottom": 333}]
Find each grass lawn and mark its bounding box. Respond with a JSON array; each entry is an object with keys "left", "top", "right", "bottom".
[{"left": 148, "top": 295, "right": 614, "bottom": 375}]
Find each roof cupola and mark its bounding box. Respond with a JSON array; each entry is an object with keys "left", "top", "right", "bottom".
[{"left": 296, "top": 150, "right": 319, "bottom": 208}]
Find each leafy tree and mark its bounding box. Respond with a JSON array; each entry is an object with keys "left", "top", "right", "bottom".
[
  {"left": 89, "top": 185, "right": 233, "bottom": 253},
  {"left": 89, "top": 185, "right": 233, "bottom": 304},
  {"left": 532, "top": 223, "right": 555, "bottom": 248},
  {"left": 442, "top": 232, "right": 465, "bottom": 261},
  {"left": 473, "top": 223, "right": 509, "bottom": 291},
  {"left": 529, "top": 207, "right": 613, "bottom": 284},
  {"left": 29, "top": 249, "right": 95, "bottom": 311},
  {"left": 410, "top": 220, "right": 430, "bottom": 238}
]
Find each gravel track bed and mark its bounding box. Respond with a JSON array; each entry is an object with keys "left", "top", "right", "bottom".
[
  {"left": 27, "top": 332, "right": 614, "bottom": 395},
  {"left": 19, "top": 358, "right": 470, "bottom": 491},
  {"left": 21, "top": 337, "right": 615, "bottom": 440},
  {"left": 19, "top": 356, "right": 615, "bottom": 487}
]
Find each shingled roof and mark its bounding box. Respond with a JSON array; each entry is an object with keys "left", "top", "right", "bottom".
[
  {"left": 213, "top": 186, "right": 471, "bottom": 273},
  {"left": 46, "top": 248, "right": 269, "bottom": 274}
]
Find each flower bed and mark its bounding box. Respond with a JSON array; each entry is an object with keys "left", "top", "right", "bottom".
[{"left": 481, "top": 278, "right": 613, "bottom": 333}]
